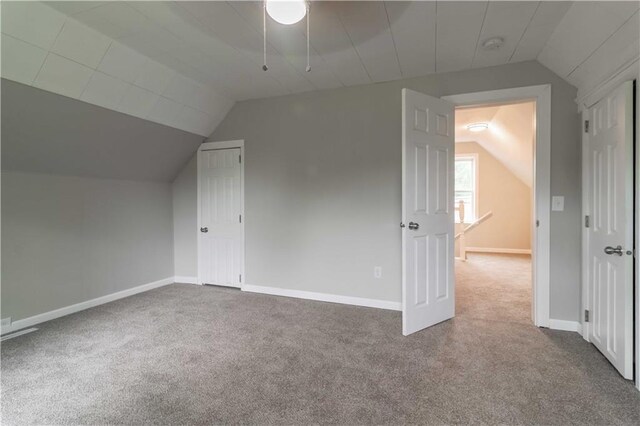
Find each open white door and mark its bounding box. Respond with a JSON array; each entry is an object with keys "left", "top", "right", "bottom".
[
  {"left": 198, "top": 146, "right": 244, "bottom": 288},
  {"left": 402, "top": 88, "right": 455, "bottom": 336},
  {"left": 586, "top": 81, "right": 634, "bottom": 379}
]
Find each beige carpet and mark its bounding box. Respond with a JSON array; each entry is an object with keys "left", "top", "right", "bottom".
[
  {"left": 2, "top": 253, "right": 639, "bottom": 424},
  {"left": 456, "top": 253, "right": 532, "bottom": 325}
]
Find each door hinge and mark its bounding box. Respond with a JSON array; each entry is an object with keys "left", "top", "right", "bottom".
[
  {"left": 585, "top": 215, "right": 590, "bottom": 228},
  {"left": 584, "top": 120, "right": 590, "bottom": 133},
  {"left": 536, "top": 220, "right": 540, "bottom": 228},
  {"left": 584, "top": 309, "right": 590, "bottom": 322},
  {"left": 239, "top": 214, "right": 242, "bottom": 223},
  {"left": 239, "top": 154, "right": 242, "bottom": 163},
  {"left": 239, "top": 274, "right": 242, "bottom": 283}
]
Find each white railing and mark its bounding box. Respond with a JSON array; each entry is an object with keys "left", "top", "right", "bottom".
[{"left": 454, "top": 200, "right": 493, "bottom": 261}]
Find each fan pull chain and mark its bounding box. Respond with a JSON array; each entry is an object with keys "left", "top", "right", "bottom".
[
  {"left": 306, "top": 1, "right": 311, "bottom": 72},
  {"left": 262, "top": 1, "right": 268, "bottom": 71}
]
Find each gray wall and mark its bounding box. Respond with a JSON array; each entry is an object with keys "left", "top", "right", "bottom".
[
  {"left": 1, "top": 80, "right": 204, "bottom": 323},
  {"left": 1, "top": 79, "right": 203, "bottom": 182},
  {"left": 172, "top": 60, "right": 581, "bottom": 321},
  {"left": 1, "top": 171, "right": 174, "bottom": 321},
  {"left": 172, "top": 156, "right": 198, "bottom": 278}
]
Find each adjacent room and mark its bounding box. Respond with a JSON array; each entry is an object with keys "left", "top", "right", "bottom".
[
  {"left": 454, "top": 101, "right": 534, "bottom": 323},
  {"left": 2, "top": 1, "right": 640, "bottom": 424}
]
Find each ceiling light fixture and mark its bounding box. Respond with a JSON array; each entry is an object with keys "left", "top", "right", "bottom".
[
  {"left": 263, "top": 1, "right": 311, "bottom": 72},
  {"left": 467, "top": 123, "right": 489, "bottom": 132},
  {"left": 266, "top": 0, "right": 307, "bottom": 25},
  {"left": 482, "top": 37, "right": 504, "bottom": 51}
]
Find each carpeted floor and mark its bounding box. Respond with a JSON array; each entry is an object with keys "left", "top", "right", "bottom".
[{"left": 2, "top": 254, "right": 639, "bottom": 424}]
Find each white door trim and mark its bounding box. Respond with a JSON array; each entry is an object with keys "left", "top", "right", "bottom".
[
  {"left": 197, "top": 139, "right": 245, "bottom": 286},
  {"left": 443, "top": 84, "right": 551, "bottom": 328}
]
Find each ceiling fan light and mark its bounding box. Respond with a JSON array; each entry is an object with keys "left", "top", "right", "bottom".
[
  {"left": 266, "top": 0, "right": 307, "bottom": 25},
  {"left": 467, "top": 123, "right": 489, "bottom": 132}
]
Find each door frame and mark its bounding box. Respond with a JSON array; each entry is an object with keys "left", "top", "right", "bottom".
[
  {"left": 196, "top": 139, "right": 245, "bottom": 286},
  {"left": 443, "top": 84, "right": 551, "bottom": 328}
]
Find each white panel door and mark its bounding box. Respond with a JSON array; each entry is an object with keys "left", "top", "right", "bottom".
[
  {"left": 587, "top": 81, "right": 634, "bottom": 379},
  {"left": 402, "top": 88, "right": 455, "bottom": 336},
  {"left": 198, "top": 148, "right": 243, "bottom": 288}
]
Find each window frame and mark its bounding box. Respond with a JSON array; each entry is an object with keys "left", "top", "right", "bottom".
[{"left": 454, "top": 153, "right": 479, "bottom": 224}]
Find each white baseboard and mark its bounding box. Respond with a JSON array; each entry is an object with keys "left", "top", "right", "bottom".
[
  {"left": 549, "top": 319, "right": 583, "bottom": 334},
  {"left": 466, "top": 247, "right": 532, "bottom": 255},
  {"left": 174, "top": 276, "right": 199, "bottom": 285},
  {"left": 241, "top": 284, "right": 402, "bottom": 311},
  {"left": 1, "top": 276, "right": 174, "bottom": 335}
]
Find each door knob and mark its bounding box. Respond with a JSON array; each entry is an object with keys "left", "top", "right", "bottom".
[
  {"left": 408, "top": 222, "right": 420, "bottom": 230},
  {"left": 604, "top": 245, "right": 623, "bottom": 256},
  {"left": 200, "top": 227, "right": 208, "bottom": 233}
]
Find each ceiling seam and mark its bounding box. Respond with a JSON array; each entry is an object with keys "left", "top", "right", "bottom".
[
  {"left": 470, "top": 1, "right": 490, "bottom": 69},
  {"left": 226, "top": 1, "right": 319, "bottom": 91},
  {"left": 129, "top": 2, "right": 253, "bottom": 97},
  {"left": 65, "top": 2, "right": 111, "bottom": 17},
  {"left": 31, "top": 52, "right": 50, "bottom": 87},
  {"left": 44, "top": 26, "right": 222, "bottom": 127},
  {"left": 14, "top": 22, "right": 59, "bottom": 85},
  {"left": 508, "top": 1, "right": 541, "bottom": 63},
  {"left": 383, "top": 1, "right": 404, "bottom": 78},
  {"left": 174, "top": 0, "right": 290, "bottom": 97},
  {"left": 78, "top": 40, "right": 114, "bottom": 100},
  {"left": 336, "top": 13, "right": 373, "bottom": 83},
  {"left": 566, "top": 8, "right": 640, "bottom": 78},
  {"left": 434, "top": 1, "right": 438, "bottom": 73},
  {"left": 282, "top": 4, "right": 348, "bottom": 88},
  {"left": 12, "top": 5, "right": 224, "bottom": 136},
  {"left": 534, "top": 2, "right": 573, "bottom": 66}
]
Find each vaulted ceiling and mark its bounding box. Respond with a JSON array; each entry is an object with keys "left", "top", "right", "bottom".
[
  {"left": 537, "top": 1, "right": 639, "bottom": 99},
  {"left": 2, "top": 1, "right": 638, "bottom": 137},
  {"left": 456, "top": 102, "right": 535, "bottom": 188},
  {"left": 45, "top": 0, "right": 574, "bottom": 98}
]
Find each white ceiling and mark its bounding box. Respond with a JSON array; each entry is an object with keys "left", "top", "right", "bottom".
[
  {"left": 2, "top": 1, "right": 638, "bottom": 136},
  {"left": 536, "top": 1, "right": 640, "bottom": 99},
  {"left": 456, "top": 101, "right": 535, "bottom": 187},
  {"left": 47, "top": 1, "right": 577, "bottom": 99},
  {"left": 1, "top": 1, "right": 233, "bottom": 136}
]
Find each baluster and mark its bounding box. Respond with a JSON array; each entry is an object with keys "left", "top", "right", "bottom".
[{"left": 459, "top": 200, "right": 466, "bottom": 261}]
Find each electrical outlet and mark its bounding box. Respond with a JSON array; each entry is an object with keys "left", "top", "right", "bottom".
[
  {"left": 374, "top": 266, "right": 382, "bottom": 279},
  {"left": 1, "top": 317, "right": 11, "bottom": 328}
]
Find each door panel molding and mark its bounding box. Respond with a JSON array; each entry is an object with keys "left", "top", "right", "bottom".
[
  {"left": 582, "top": 81, "right": 634, "bottom": 379},
  {"left": 402, "top": 88, "right": 455, "bottom": 336},
  {"left": 197, "top": 140, "right": 245, "bottom": 287}
]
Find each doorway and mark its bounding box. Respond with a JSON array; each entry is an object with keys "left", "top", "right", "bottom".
[
  {"left": 453, "top": 100, "right": 536, "bottom": 324},
  {"left": 401, "top": 85, "right": 551, "bottom": 336}
]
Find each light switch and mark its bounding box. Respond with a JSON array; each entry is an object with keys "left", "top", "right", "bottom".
[{"left": 552, "top": 196, "right": 565, "bottom": 212}]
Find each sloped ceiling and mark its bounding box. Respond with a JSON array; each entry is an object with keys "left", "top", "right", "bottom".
[
  {"left": 46, "top": 1, "right": 574, "bottom": 96},
  {"left": 2, "top": 0, "right": 578, "bottom": 137},
  {"left": 537, "top": 1, "right": 640, "bottom": 98},
  {"left": 1, "top": 79, "right": 203, "bottom": 182},
  {"left": 0, "top": 1, "right": 234, "bottom": 136},
  {"left": 456, "top": 102, "right": 534, "bottom": 187},
  {"left": 2, "top": 1, "right": 637, "bottom": 138}
]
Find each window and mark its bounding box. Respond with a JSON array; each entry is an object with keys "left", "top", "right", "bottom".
[{"left": 455, "top": 155, "right": 477, "bottom": 223}]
